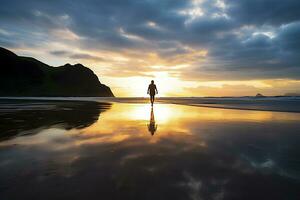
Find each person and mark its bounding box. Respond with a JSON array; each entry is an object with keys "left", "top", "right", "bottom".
[{"left": 147, "top": 80, "right": 158, "bottom": 106}]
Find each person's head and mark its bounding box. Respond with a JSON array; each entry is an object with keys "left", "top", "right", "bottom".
[{"left": 151, "top": 80, "right": 154, "bottom": 84}]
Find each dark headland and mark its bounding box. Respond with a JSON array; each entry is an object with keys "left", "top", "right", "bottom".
[{"left": 0, "top": 47, "right": 114, "bottom": 97}]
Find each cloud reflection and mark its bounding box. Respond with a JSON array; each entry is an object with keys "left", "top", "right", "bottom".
[{"left": 1, "top": 103, "right": 300, "bottom": 199}]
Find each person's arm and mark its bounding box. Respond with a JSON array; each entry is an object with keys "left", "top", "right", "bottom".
[
  {"left": 147, "top": 85, "right": 150, "bottom": 94},
  {"left": 155, "top": 85, "right": 158, "bottom": 94}
]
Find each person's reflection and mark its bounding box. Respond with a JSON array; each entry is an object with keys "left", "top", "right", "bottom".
[{"left": 148, "top": 106, "right": 157, "bottom": 136}]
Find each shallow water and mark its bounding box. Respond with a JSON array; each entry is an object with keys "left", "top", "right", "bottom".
[
  {"left": 0, "top": 100, "right": 300, "bottom": 200},
  {"left": 2, "top": 96, "right": 300, "bottom": 113}
]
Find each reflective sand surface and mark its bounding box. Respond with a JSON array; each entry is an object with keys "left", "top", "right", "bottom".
[{"left": 0, "top": 101, "right": 300, "bottom": 199}]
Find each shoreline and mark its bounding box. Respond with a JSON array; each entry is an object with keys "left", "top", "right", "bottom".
[{"left": 1, "top": 96, "right": 300, "bottom": 113}]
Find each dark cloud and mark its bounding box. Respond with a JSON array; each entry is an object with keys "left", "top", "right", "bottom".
[
  {"left": 50, "top": 50, "right": 69, "bottom": 56},
  {"left": 277, "top": 21, "right": 300, "bottom": 52},
  {"left": 69, "top": 53, "right": 104, "bottom": 61},
  {"left": 224, "top": 0, "right": 300, "bottom": 26},
  {"left": 0, "top": 38, "right": 17, "bottom": 48},
  {"left": 49, "top": 50, "right": 105, "bottom": 61},
  {"left": 0, "top": 0, "right": 300, "bottom": 80}
]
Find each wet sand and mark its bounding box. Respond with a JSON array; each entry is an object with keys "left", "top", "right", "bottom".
[
  {"left": 2, "top": 96, "right": 300, "bottom": 113},
  {"left": 0, "top": 100, "right": 300, "bottom": 199}
]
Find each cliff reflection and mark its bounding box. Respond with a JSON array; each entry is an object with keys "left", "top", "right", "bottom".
[{"left": 0, "top": 100, "right": 111, "bottom": 140}]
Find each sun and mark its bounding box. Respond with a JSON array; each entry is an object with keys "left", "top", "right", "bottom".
[
  {"left": 142, "top": 71, "right": 187, "bottom": 97},
  {"left": 105, "top": 70, "right": 198, "bottom": 97}
]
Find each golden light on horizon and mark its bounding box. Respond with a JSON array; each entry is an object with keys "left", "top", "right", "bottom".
[
  {"left": 2, "top": 103, "right": 300, "bottom": 148},
  {"left": 101, "top": 71, "right": 200, "bottom": 97},
  {"left": 75, "top": 103, "right": 300, "bottom": 146}
]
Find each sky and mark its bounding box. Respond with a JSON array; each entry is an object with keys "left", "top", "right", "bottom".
[{"left": 1, "top": 0, "right": 300, "bottom": 97}]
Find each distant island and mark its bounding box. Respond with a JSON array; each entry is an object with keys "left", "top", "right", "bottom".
[
  {"left": 284, "top": 93, "right": 300, "bottom": 97},
  {"left": 0, "top": 47, "right": 114, "bottom": 97},
  {"left": 255, "top": 93, "right": 265, "bottom": 98}
]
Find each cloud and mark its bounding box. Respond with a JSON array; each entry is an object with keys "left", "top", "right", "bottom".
[
  {"left": 181, "top": 80, "right": 300, "bottom": 96},
  {"left": 49, "top": 50, "right": 69, "bottom": 56},
  {"left": 224, "top": 0, "right": 300, "bottom": 25},
  {"left": 49, "top": 50, "right": 105, "bottom": 62},
  {"left": 0, "top": 0, "right": 300, "bottom": 86}
]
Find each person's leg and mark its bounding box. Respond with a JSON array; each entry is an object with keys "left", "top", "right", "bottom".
[{"left": 150, "top": 95, "right": 154, "bottom": 105}]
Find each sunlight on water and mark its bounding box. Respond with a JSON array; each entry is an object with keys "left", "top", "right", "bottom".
[
  {"left": 48, "top": 103, "right": 300, "bottom": 146},
  {"left": 127, "top": 104, "right": 173, "bottom": 122},
  {"left": 1, "top": 103, "right": 299, "bottom": 148},
  {"left": 1, "top": 101, "right": 300, "bottom": 199}
]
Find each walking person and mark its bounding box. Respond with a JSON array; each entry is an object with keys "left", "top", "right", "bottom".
[{"left": 147, "top": 80, "right": 158, "bottom": 106}]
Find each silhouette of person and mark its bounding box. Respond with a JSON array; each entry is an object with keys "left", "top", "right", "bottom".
[
  {"left": 148, "top": 106, "right": 157, "bottom": 136},
  {"left": 147, "top": 80, "right": 158, "bottom": 106}
]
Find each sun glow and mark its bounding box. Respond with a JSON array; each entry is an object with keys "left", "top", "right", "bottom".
[
  {"left": 145, "top": 72, "right": 177, "bottom": 97},
  {"left": 51, "top": 102, "right": 300, "bottom": 147},
  {"left": 128, "top": 104, "right": 173, "bottom": 123},
  {"left": 103, "top": 71, "right": 198, "bottom": 97},
  {"left": 110, "top": 71, "right": 197, "bottom": 97}
]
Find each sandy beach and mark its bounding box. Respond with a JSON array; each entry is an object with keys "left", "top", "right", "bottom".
[{"left": 0, "top": 99, "right": 300, "bottom": 199}]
